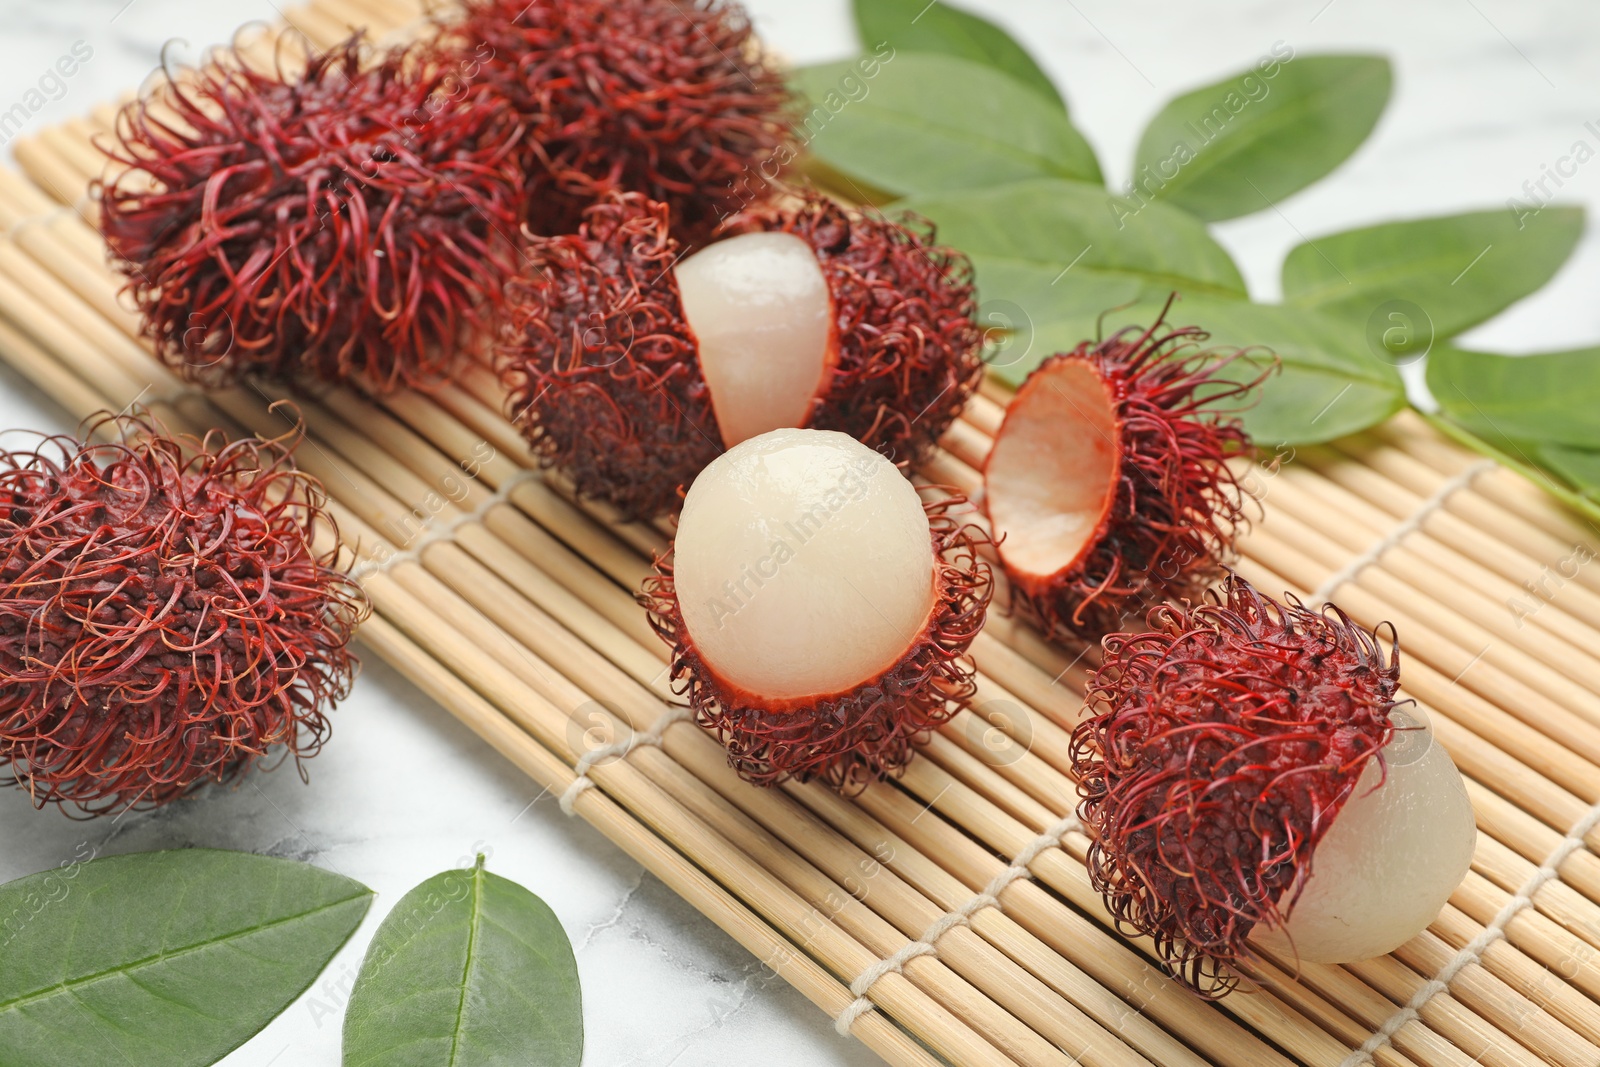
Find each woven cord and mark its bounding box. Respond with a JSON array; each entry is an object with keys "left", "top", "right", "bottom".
[
  {"left": 1338, "top": 798, "right": 1600, "bottom": 1067},
  {"left": 559, "top": 706, "right": 694, "bottom": 815},
  {"left": 1310, "top": 460, "right": 1494, "bottom": 606},
  {"left": 834, "top": 813, "right": 1082, "bottom": 1035}
]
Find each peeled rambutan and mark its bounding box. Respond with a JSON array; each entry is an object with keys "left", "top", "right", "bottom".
[
  {"left": 0, "top": 413, "right": 367, "bottom": 815},
  {"left": 499, "top": 191, "right": 983, "bottom": 520},
  {"left": 97, "top": 33, "right": 525, "bottom": 391},
  {"left": 430, "top": 0, "right": 795, "bottom": 240},
  {"left": 639, "top": 428, "right": 991, "bottom": 790},
  {"left": 1070, "top": 576, "right": 1475, "bottom": 995},
  {"left": 983, "top": 310, "right": 1269, "bottom": 641}
]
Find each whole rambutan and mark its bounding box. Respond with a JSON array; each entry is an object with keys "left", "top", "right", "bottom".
[
  {"left": 1070, "top": 576, "right": 1475, "bottom": 995},
  {"left": 0, "top": 413, "right": 367, "bottom": 815},
  {"left": 639, "top": 429, "right": 992, "bottom": 790},
  {"left": 430, "top": 0, "right": 796, "bottom": 240},
  {"left": 983, "top": 309, "right": 1269, "bottom": 641},
  {"left": 97, "top": 33, "right": 525, "bottom": 392},
  {"left": 499, "top": 191, "right": 983, "bottom": 520}
]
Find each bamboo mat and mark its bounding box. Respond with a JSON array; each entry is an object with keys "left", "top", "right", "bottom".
[{"left": 3, "top": 3, "right": 1600, "bottom": 1065}]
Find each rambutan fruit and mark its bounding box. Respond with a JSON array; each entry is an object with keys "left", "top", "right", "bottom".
[
  {"left": 97, "top": 33, "right": 525, "bottom": 391},
  {"left": 430, "top": 0, "right": 795, "bottom": 240},
  {"left": 0, "top": 413, "right": 367, "bottom": 815},
  {"left": 499, "top": 191, "right": 983, "bottom": 520},
  {"left": 983, "top": 311, "right": 1269, "bottom": 641},
  {"left": 1070, "top": 576, "right": 1475, "bottom": 995},
  {"left": 639, "top": 428, "right": 992, "bottom": 790}
]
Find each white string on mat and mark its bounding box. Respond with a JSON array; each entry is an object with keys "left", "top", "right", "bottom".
[
  {"left": 354, "top": 467, "right": 543, "bottom": 578},
  {"left": 1, "top": 204, "right": 80, "bottom": 242},
  {"left": 1338, "top": 796, "right": 1600, "bottom": 1067},
  {"left": 1309, "top": 460, "right": 1495, "bottom": 607},
  {"left": 558, "top": 706, "right": 695, "bottom": 815},
  {"left": 834, "top": 813, "right": 1083, "bottom": 1035}
]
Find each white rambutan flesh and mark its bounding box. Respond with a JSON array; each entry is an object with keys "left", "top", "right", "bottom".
[
  {"left": 1254, "top": 715, "right": 1477, "bottom": 964},
  {"left": 674, "top": 232, "right": 835, "bottom": 449},
  {"left": 673, "top": 428, "right": 936, "bottom": 700},
  {"left": 984, "top": 358, "right": 1119, "bottom": 581}
]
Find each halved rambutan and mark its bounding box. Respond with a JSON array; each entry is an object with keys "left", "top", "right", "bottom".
[
  {"left": 430, "top": 0, "right": 796, "bottom": 240},
  {"left": 1070, "top": 576, "right": 1475, "bottom": 994},
  {"left": 983, "top": 312, "right": 1268, "bottom": 641},
  {"left": 639, "top": 428, "right": 991, "bottom": 790},
  {"left": 499, "top": 190, "right": 983, "bottom": 520},
  {"left": 0, "top": 413, "right": 367, "bottom": 814},
  {"left": 98, "top": 33, "right": 525, "bottom": 391}
]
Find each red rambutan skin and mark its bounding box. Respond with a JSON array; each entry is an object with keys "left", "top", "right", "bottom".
[
  {"left": 498, "top": 190, "right": 983, "bottom": 521},
  {"left": 431, "top": 0, "right": 796, "bottom": 241},
  {"left": 98, "top": 34, "right": 525, "bottom": 392},
  {"left": 0, "top": 414, "right": 367, "bottom": 815},
  {"left": 638, "top": 497, "right": 992, "bottom": 791},
  {"left": 1070, "top": 576, "right": 1398, "bottom": 995},
  {"left": 500, "top": 194, "right": 723, "bottom": 521},
  {"left": 993, "top": 316, "right": 1270, "bottom": 641}
]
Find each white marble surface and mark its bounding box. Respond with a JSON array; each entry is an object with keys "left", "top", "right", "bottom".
[{"left": 0, "top": 2, "right": 1597, "bottom": 1065}]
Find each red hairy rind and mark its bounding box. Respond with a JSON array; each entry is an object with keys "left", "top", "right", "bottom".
[
  {"left": 639, "top": 497, "right": 992, "bottom": 791},
  {"left": 499, "top": 193, "right": 723, "bottom": 521},
  {"left": 0, "top": 413, "right": 368, "bottom": 815},
  {"left": 1070, "top": 575, "right": 1399, "bottom": 996},
  {"left": 432, "top": 0, "right": 796, "bottom": 241},
  {"left": 1002, "top": 313, "right": 1271, "bottom": 640},
  {"left": 729, "top": 193, "right": 985, "bottom": 471},
  {"left": 98, "top": 33, "right": 525, "bottom": 391}
]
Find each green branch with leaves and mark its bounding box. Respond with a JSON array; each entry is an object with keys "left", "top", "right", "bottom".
[{"left": 796, "top": 0, "right": 1596, "bottom": 522}]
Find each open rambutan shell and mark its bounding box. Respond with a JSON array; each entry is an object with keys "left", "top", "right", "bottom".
[
  {"left": 0, "top": 413, "right": 367, "bottom": 814},
  {"left": 984, "top": 312, "right": 1269, "bottom": 641},
  {"left": 638, "top": 429, "right": 992, "bottom": 790},
  {"left": 98, "top": 33, "right": 525, "bottom": 391},
  {"left": 1070, "top": 575, "right": 1474, "bottom": 994},
  {"left": 499, "top": 190, "right": 983, "bottom": 520},
  {"left": 430, "top": 0, "right": 796, "bottom": 241}
]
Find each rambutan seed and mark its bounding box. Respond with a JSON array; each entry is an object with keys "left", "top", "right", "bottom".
[
  {"left": 0, "top": 413, "right": 368, "bottom": 815},
  {"left": 98, "top": 33, "right": 525, "bottom": 391},
  {"left": 500, "top": 191, "right": 983, "bottom": 520},
  {"left": 639, "top": 428, "right": 992, "bottom": 789},
  {"left": 984, "top": 309, "right": 1272, "bottom": 642},
  {"left": 1071, "top": 576, "right": 1475, "bottom": 994}
]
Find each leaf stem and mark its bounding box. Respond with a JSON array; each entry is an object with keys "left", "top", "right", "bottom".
[{"left": 1418, "top": 410, "right": 1600, "bottom": 527}]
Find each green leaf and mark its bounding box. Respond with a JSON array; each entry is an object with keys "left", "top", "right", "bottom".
[
  {"left": 1534, "top": 442, "right": 1600, "bottom": 499},
  {"left": 791, "top": 53, "right": 1101, "bottom": 197},
  {"left": 343, "top": 857, "right": 582, "bottom": 1067},
  {"left": 853, "top": 0, "right": 1065, "bottom": 110},
  {"left": 903, "top": 178, "right": 1246, "bottom": 298},
  {"left": 1132, "top": 54, "right": 1391, "bottom": 222},
  {"left": 901, "top": 178, "right": 1246, "bottom": 377},
  {"left": 1282, "top": 207, "right": 1586, "bottom": 339},
  {"left": 1427, "top": 343, "right": 1600, "bottom": 448},
  {"left": 1152, "top": 297, "right": 1405, "bottom": 444},
  {"left": 0, "top": 849, "right": 372, "bottom": 1067}
]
